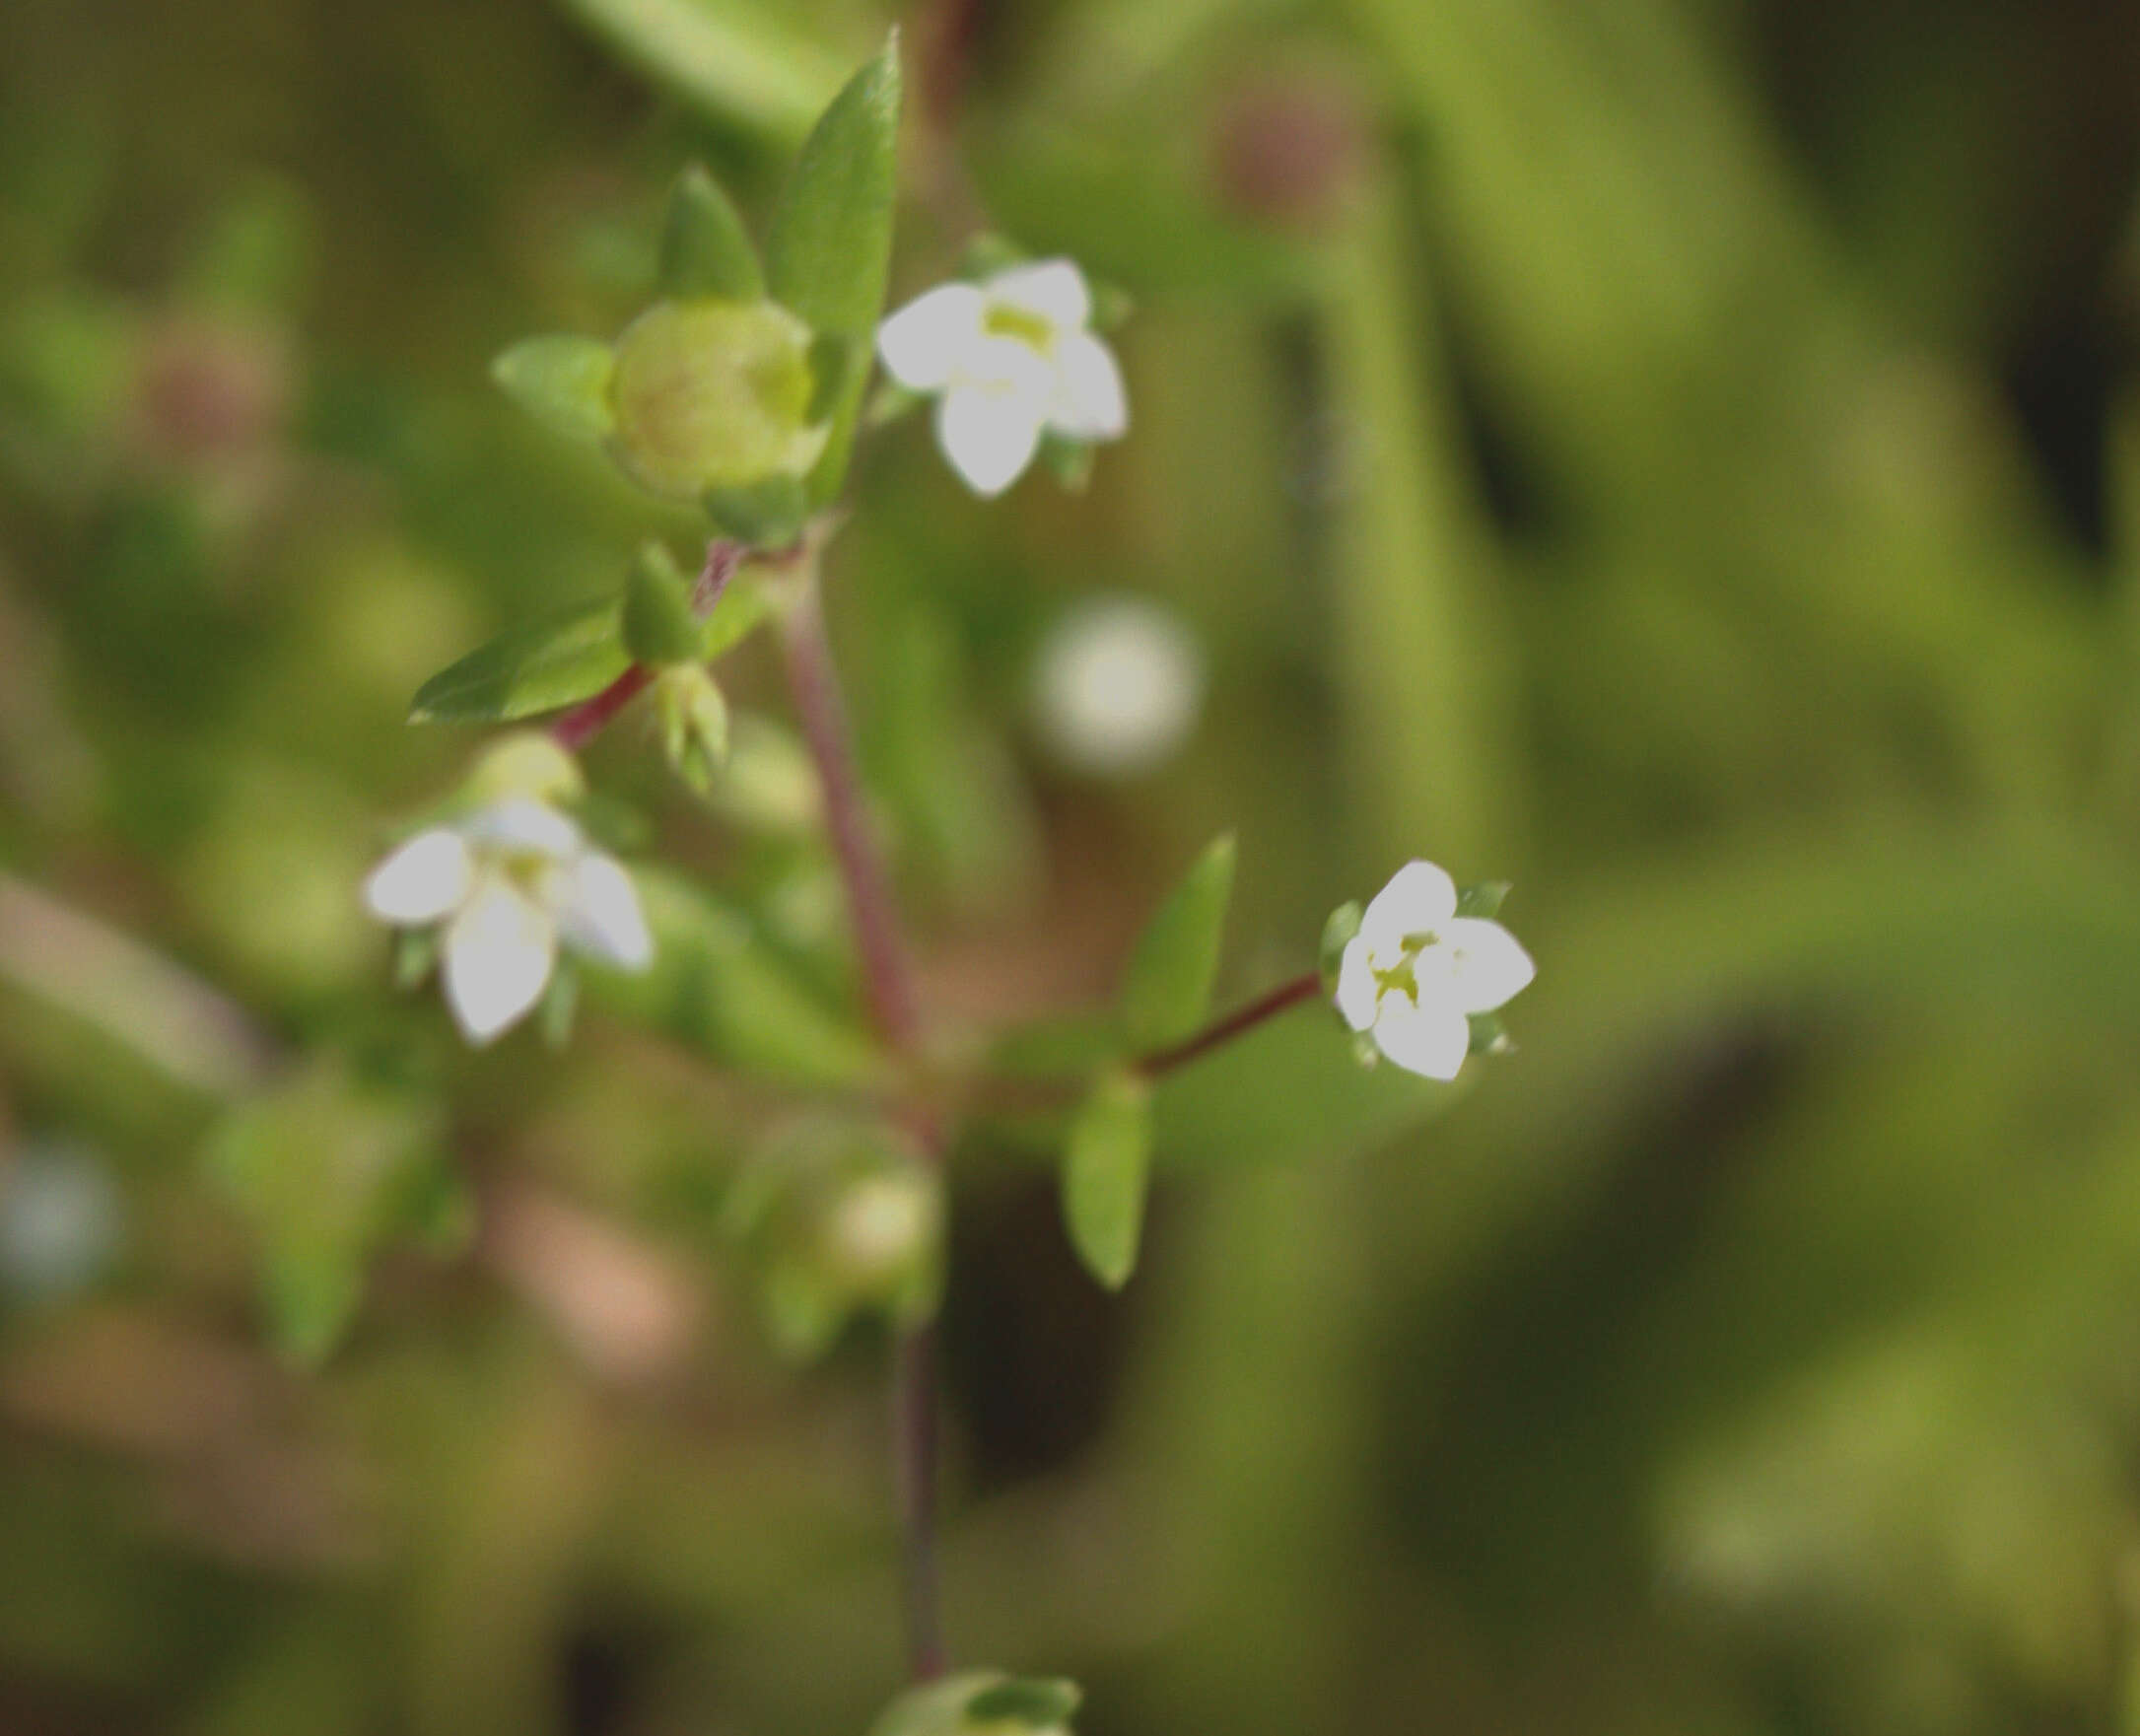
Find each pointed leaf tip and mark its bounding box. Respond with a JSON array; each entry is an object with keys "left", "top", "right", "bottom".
[
  {"left": 659, "top": 163, "right": 764, "bottom": 301},
  {"left": 766, "top": 36, "right": 903, "bottom": 505},
  {"left": 1120, "top": 832, "right": 1236, "bottom": 1052},
  {"left": 1062, "top": 1070, "right": 1152, "bottom": 1290}
]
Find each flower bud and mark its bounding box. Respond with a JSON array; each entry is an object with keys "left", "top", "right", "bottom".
[
  {"left": 607, "top": 298, "right": 829, "bottom": 499},
  {"left": 462, "top": 731, "right": 585, "bottom": 806}
]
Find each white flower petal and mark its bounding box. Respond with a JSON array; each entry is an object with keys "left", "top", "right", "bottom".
[
  {"left": 1359, "top": 860, "right": 1458, "bottom": 957},
  {"left": 934, "top": 382, "right": 1047, "bottom": 498},
  {"left": 1050, "top": 333, "right": 1128, "bottom": 442},
  {"left": 441, "top": 876, "right": 556, "bottom": 1045},
  {"left": 459, "top": 797, "right": 582, "bottom": 860},
  {"left": 364, "top": 829, "right": 474, "bottom": 925},
  {"left": 1438, "top": 917, "right": 1536, "bottom": 1013},
  {"left": 556, "top": 854, "right": 654, "bottom": 970},
  {"left": 1334, "top": 937, "right": 1380, "bottom": 1031},
  {"left": 1371, "top": 993, "right": 1472, "bottom": 1081},
  {"left": 877, "top": 284, "right": 986, "bottom": 390},
  {"left": 987, "top": 259, "right": 1090, "bottom": 331}
]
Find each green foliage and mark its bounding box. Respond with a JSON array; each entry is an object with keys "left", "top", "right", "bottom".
[
  {"left": 764, "top": 35, "right": 902, "bottom": 504},
  {"left": 553, "top": 0, "right": 848, "bottom": 145},
  {"left": 658, "top": 164, "right": 764, "bottom": 302},
  {"left": 205, "top": 1060, "right": 462, "bottom": 1364},
  {"left": 870, "top": 1672, "right": 1081, "bottom": 1736},
  {"left": 590, "top": 868, "right": 883, "bottom": 1090},
  {"left": 723, "top": 1116, "right": 941, "bottom": 1359},
  {"left": 621, "top": 540, "right": 701, "bottom": 665},
  {"left": 1119, "top": 832, "right": 1235, "bottom": 1052},
  {"left": 489, "top": 334, "right": 615, "bottom": 445},
  {"left": 1061, "top": 1068, "right": 1154, "bottom": 1289},
  {"left": 408, "top": 596, "right": 629, "bottom": 725}
]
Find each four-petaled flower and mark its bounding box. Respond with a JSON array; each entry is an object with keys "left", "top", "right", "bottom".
[
  {"left": 364, "top": 798, "right": 653, "bottom": 1046},
  {"left": 876, "top": 258, "right": 1127, "bottom": 498},
  {"left": 1334, "top": 861, "right": 1535, "bottom": 1081}
]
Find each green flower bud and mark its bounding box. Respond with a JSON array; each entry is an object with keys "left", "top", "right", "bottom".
[{"left": 607, "top": 298, "right": 828, "bottom": 499}]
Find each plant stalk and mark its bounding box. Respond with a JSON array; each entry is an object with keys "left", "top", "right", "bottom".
[{"left": 775, "top": 555, "right": 945, "bottom": 1682}]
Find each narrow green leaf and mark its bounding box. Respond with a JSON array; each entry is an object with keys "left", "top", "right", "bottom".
[
  {"left": 490, "top": 334, "right": 615, "bottom": 444},
  {"left": 698, "top": 572, "right": 773, "bottom": 660},
  {"left": 765, "top": 35, "right": 902, "bottom": 504},
  {"left": 805, "top": 331, "right": 863, "bottom": 424},
  {"left": 588, "top": 868, "right": 886, "bottom": 1090},
  {"left": 659, "top": 164, "right": 763, "bottom": 300},
  {"left": 204, "top": 1061, "right": 446, "bottom": 1365},
  {"left": 1120, "top": 832, "right": 1236, "bottom": 1051},
  {"left": 555, "top": 0, "right": 848, "bottom": 146},
  {"left": 622, "top": 541, "right": 701, "bottom": 664},
  {"left": 1062, "top": 1069, "right": 1154, "bottom": 1289},
  {"left": 408, "top": 597, "right": 630, "bottom": 725},
  {"left": 965, "top": 1679, "right": 1083, "bottom": 1728}
]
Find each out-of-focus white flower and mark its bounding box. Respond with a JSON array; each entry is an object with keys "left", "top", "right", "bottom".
[
  {"left": 364, "top": 797, "right": 652, "bottom": 1045},
  {"left": 0, "top": 1143, "right": 122, "bottom": 1303},
  {"left": 1334, "top": 861, "right": 1533, "bottom": 1080},
  {"left": 876, "top": 258, "right": 1127, "bottom": 497},
  {"left": 1032, "top": 595, "right": 1204, "bottom": 777}
]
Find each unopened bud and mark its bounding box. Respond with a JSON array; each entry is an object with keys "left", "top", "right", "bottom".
[{"left": 607, "top": 299, "right": 828, "bottom": 499}]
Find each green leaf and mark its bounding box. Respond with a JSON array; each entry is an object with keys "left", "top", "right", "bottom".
[
  {"left": 587, "top": 868, "right": 885, "bottom": 1090},
  {"left": 1120, "top": 832, "right": 1236, "bottom": 1052},
  {"left": 964, "top": 1678, "right": 1083, "bottom": 1728},
  {"left": 805, "top": 331, "right": 863, "bottom": 424},
  {"left": 765, "top": 35, "right": 902, "bottom": 504},
  {"left": 704, "top": 474, "right": 808, "bottom": 548},
  {"left": 554, "top": 0, "right": 849, "bottom": 146},
  {"left": 659, "top": 163, "right": 763, "bottom": 301},
  {"left": 698, "top": 571, "right": 773, "bottom": 660},
  {"left": 1062, "top": 1069, "right": 1153, "bottom": 1290},
  {"left": 1319, "top": 900, "right": 1362, "bottom": 994},
  {"left": 205, "top": 1060, "right": 448, "bottom": 1365},
  {"left": 409, "top": 597, "right": 629, "bottom": 725},
  {"left": 621, "top": 541, "right": 701, "bottom": 664},
  {"left": 1455, "top": 880, "right": 1511, "bottom": 919},
  {"left": 490, "top": 334, "right": 615, "bottom": 444}
]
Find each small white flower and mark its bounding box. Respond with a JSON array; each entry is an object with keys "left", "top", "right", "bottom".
[
  {"left": 1335, "top": 861, "right": 1534, "bottom": 1081},
  {"left": 364, "top": 797, "right": 653, "bottom": 1046},
  {"left": 876, "top": 258, "right": 1127, "bottom": 498},
  {"left": 1032, "top": 594, "right": 1204, "bottom": 777}
]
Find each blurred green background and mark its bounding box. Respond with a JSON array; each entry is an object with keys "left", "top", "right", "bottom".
[{"left": 6, "top": 0, "right": 2140, "bottom": 1731}]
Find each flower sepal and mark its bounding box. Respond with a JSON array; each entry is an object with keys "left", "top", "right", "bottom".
[{"left": 655, "top": 663, "right": 730, "bottom": 794}]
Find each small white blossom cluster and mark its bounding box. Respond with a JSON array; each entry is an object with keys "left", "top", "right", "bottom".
[
  {"left": 1335, "top": 861, "right": 1534, "bottom": 1081},
  {"left": 877, "top": 258, "right": 1127, "bottom": 498},
  {"left": 364, "top": 796, "right": 652, "bottom": 1046}
]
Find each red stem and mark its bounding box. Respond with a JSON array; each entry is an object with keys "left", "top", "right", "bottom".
[
  {"left": 1133, "top": 972, "right": 1326, "bottom": 1080},
  {"left": 776, "top": 575, "right": 922, "bottom": 1052},
  {"left": 550, "top": 663, "right": 654, "bottom": 752},
  {"left": 549, "top": 540, "right": 743, "bottom": 753},
  {"left": 774, "top": 561, "right": 944, "bottom": 1682}
]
